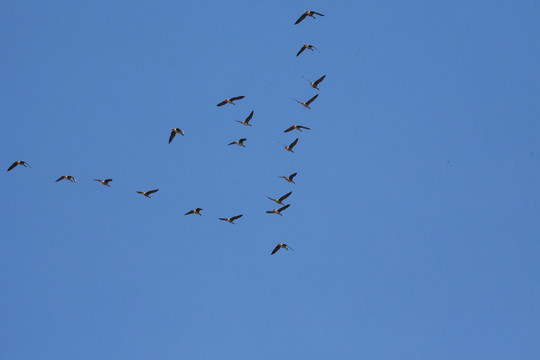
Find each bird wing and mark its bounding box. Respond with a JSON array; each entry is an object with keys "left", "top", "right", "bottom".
[
  {"left": 136, "top": 191, "right": 144, "bottom": 195},
  {"left": 296, "top": 46, "right": 306, "bottom": 56},
  {"left": 185, "top": 210, "right": 194, "bottom": 215},
  {"left": 7, "top": 162, "right": 17, "bottom": 171},
  {"left": 271, "top": 245, "right": 281, "bottom": 255},
  {"left": 298, "top": 125, "right": 311, "bottom": 130},
  {"left": 290, "top": 172, "right": 297, "bottom": 180},
  {"left": 104, "top": 179, "right": 112, "bottom": 184},
  {"left": 239, "top": 138, "right": 247, "bottom": 144},
  {"left": 230, "top": 214, "right": 243, "bottom": 221},
  {"left": 169, "top": 131, "right": 176, "bottom": 144},
  {"left": 56, "top": 176, "right": 64, "bottom": 182},
  {"left": 147, "top": 189, "right": 159, "bottom": 195},
  {"left": 228, "top": 141, "right": 236, "bottom": 146},
  {"left": 314, "top": 75, "right": 326, "bottom": 86},
  {"left": 279, "top": 191, "right": 292, "bottom": 202},
  {"left": 295, "top": 13, "right": 307, "bottom": 24},
  {"left": 245, "top": 111, "right": 254, "bottom": 123},
  {"left": 278, "top": 204, "right": 290, "bottom": 213},
  {"left": 306, "top": 94, "right": 319, "bottom": 105},
  {"left": 289, "top": 138, "right": 299, "bottom": 149},
  {"left": 230, "top": 96, "right": 245, "bottom": 101},
  {"left": 284, "top": 126, "right": 294, "bottom": 133},
  {"left": 219, "top": 218, "right": 228, "bottom": 221},
  {"left": 266, "top": 210, "right": 274, "bottom": 214},
  {"left": 179, "top": 129, "right": 184, "bottom": 136},
  {"left": 217, "top": 100, "right": 227, "bottom": 106},
  {"left": 312, "top": 11, "right": 324, "bottom": 16}
]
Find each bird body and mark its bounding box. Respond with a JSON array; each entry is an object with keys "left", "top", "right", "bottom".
[
  {"left": 279, "top": 172, "right": 297, "bottom": 184},
  {"left": 219, "top": 214, "right": 243, "bottom": 224},
  {"left": 295, "top": 10, "right": 324, "bottom": 24},
  {"left": 56, "top": 175, "right": 76, "bottom": 183},
  {"left": 266, "top": 204, "right": 290, "bottom": 216},
  {"left": 304, "top": 74, "right": 326, "bottom": 90},
  {"left": 94, "top": 179, "right": 113, "bottom": 187},
  {"left": 228, "top": 138, "right": 247, "bottom": 147},
  {"left": 169, "top": 128, "right": 184, "bottom": 144},
  {"left": 217, "top": 96, "right": 245, "bottom": 106},
  {"left": 284, "top": 125, "right": 311, "bottom": 133},
  {"left": 271, "top": 243, "right": 293, "bottom": 255},
  {"left": 268, "top": 191, "right": 292, "bottom": 205},
  {"left": 185, "top": 208, "right": 203, "bottom": 216},
  {"left": 236, "top": 111, "right": 254, "bottom": 126},
  {"left": 296, "top": 44, "right": 318, "bottom": 57},
  {"left": 7, "top": 161, "right": 31, "bottom": 171},
  {"left": 295, "top": 94, "right": 318, "bottom": 109},
  {"left": 136, "top": 189, "right": 159, "bottom": 198}
]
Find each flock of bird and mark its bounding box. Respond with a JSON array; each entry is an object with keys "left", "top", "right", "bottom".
[{"left": 7, "top": 9, "right": 326, "bottom": 256}]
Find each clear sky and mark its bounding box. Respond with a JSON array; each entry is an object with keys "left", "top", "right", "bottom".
[{"left": 1, "top": 1, "right": 539, "bottom": 359}]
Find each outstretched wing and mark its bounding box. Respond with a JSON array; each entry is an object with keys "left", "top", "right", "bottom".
[
  {"left": 147, "top": 189, "right": 159, "bottom": 195},
  {"left": 297, "top": 126, "right": 311, "bottom": 130},
  {"left": 278, "top": 204, "right": 290, "bottom": 213},
  {"left": 284, "top": 126, "right": 294, "bottom": 133},
  {"left": 295, "top": 13, "right": 307, "bottom": 24},
  {"left": 104, "top": 179, "right": 113, "bottom": 184},
  {"left": 217, "top": 100, "right": 227, "bottom": 106},
  {"left": 296, "top": 45, "right": 306, "bottom": 57},
  {"left": 7, "top": 162, "right": 17, "bottom": 171},
  {"left": 185, "top": 210, "right": 195, "bottom": 215},
  {"left": 306, "top": 94, "right": 319, "bottom": 105},
  {"left": 238, "top": 138, "right": 247, "bottom": 145},
  {"left": 169, "top": 131, "right": 176, "bottom": 144},
  {"left": 271, "top": 245, "right": 281, "bottom": 255},
  {"left": 230, "top": 214, "right": 243, "bottom": 221},
  {"left": 219, "top": 218, "right": 228, "bottom": 222},
  {"left": 228, "top": 141, "right": 236, "bottom": 146},
  {"left": 279, "top": 191, "right": 292, "bottom": 202},
  {"left": 313, "top": 74, "right": 326, "bottom": 86},
  {"left": 289, "top": 172, "right": 298, "bottom": 180},
  {"left": 245, "top": 111, "right": 254, "bottom": 123},
  {"left": 289, "top": 138, "right": 299, "bottom": 150},
  {"left": 56, "top": 176, "right": 65, "bottom": 182},
  {"left": 312, "top": 11, "right": 324, "bottom": 16},
  {"left": 230, "top": 96, "right": 245, "bottom": 101}
]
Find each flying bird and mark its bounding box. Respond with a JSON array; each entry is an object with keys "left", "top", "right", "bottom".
[
  {"left": 169, "top": 128, "right": 184, "bottom": 144},
  {"left": 279, "top": 172, "right": 297, "bottom": 184},
  {"left": 94, "top": 179, "right": 113, "bottom": 187},
  {"left": 296, "top": 44, "right": 318, "bottom": 57},
  {"left": 266, "top": 204, "right": 290, "bottom": 216},
  {"left": 136, "top": 189, "right": 159, "bottom": 198},
  {"left": 219, "top": 214, "right": 243, "bottom": 224},
  {"left": 295, "top": 10, "right": 325, "bottom": 24},
  {"left": 217, "top": 96, "right": 245, "bottom": 106},
  {"left": 281, "top": 138, "right": 299, "bottom": 153},
  {"left": 236, "top": 111, "right": 254, "bottom": 126},
  {"left": 7, "top": 161, "right": 31, "bottom": 171},
  {"left": 185, "top": 208, "right": 203, "bottom": 216},
  {"left": 56, "top": 175, "right": 76, "bottom": 183},
  {"left": 228, "top": 138, "right": 247, "bottom": 147},
  {"left": 284, "top": 125, "right": 311, "bottom": 133},
  {"left": 271, "top": 243, "right": 293, "bottom": 255},
  {"left": 268, "top": 191, "right": 292, "bottom": 205},
  {"left": 295, "top": 94, "right": 318, "bottom": 109},
  {"left": 303, "top": 74, "right": 326, "bottom": 90}
]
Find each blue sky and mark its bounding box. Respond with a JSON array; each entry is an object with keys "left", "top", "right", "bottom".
[{"left": 1, "top": 1, "right": 539, "bottom": 359}]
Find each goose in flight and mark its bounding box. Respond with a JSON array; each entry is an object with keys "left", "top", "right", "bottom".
[
  {"left": 169, "top": 128, "right": 184, "bottom": 144},
  {"left": 7, "top": 161, "right": 31, "bottom": 171},
  {"left": 303, "top": 74, "right": 326, "bottom": 90},
  {"left": 219, "top": 214, "right": 243, "bottom": 224},
  {"left": 236, "top": 111, "right": 254, "bottom": 126},
  {"left": 295, "top": 10, "right": 324, "bottom": 25},
  {"left": 268, "top": 191, "right": 292, "bottom": 205},
  {"left": 296, "top": 44, "right": 318, "bottom": 57},
  {"left": 136, "top": 189, "right": 159, "bottom": 198},
  {"left": 56, "top": 175, "right": 76, "bottom": 183},
  {"left": 228, "top": 138, "right": 247, "bottom": 147},
  {"left": 281, "top": 138, "right": 299, "bottom": 153},
  {"left": 295, "top": 94, "right": 318, "bottom": 109},
  {"left": 217, "top": 96, "right": 245, "bottom": 106},
  {"left": 271, "top": 243, "right": 293, "bottom": 255},
  {"left": 279, "top": 172, "right": 297, "bottom": 184},
  {"left": 94, "top": 179, "right": 113, "bottom": 187},
  {"left": 284, "top": 125, "right": 310, "bottom": 133},
  {"left": 266, "top": 204, "right": 290, "bottom": 216},
  {"left": 185, "top": 208, "right": 203, "bottom": 216}
]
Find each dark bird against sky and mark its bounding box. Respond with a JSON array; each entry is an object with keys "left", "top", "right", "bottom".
[
  {"left": 219, "top": 214, "right": 243, "bottom": 224},
  {"left": 295, "top": 94, "right": 319, "bottom": 109},
  {"left": 268, "top": 191, "right": 292, "bottom": 205},
  {"left": 169, "top": 128, "right": 184, "bottom": 144},
  {"left": 217, "top": 96, "right": 245, "bottom": 106},
  {"left": 296, "top": 44, "right": 318, "bottom": 57},
  {"left": 303, "top": 74, "right": 326, "bottom": 90},
  {"left": 185, "top": 208, "right": 203, "bottom": 216},
  {"left": 94, "top": 179, "right": 113, "bottom": 187},
  {"left": 235, "top": 111, "right": 254, "bottom": 126},
  {"left": 279, "top": 172, "right": 297, "bottom": 184},
  {"left": 284, "top": 125, "right": 311, "bottom": 133},
  {"left": 266, "top": 204, "right": 290, "bottom": 216},
  {"left": 136, "top": 189, "right": 159, "bottom": 198},
  {"left": 294, "top": 10, "right": 324, "bottom": 24},
  {"left": 228, "top": 138, "right": 247, "bottom": 147},
  {"left": 271, "top": 243, "right": 293, "bottom": 255},
  {"left": 7, "top": 161, "right": 31, "bottom": 171},
  {"left": 56, "top": 175, "right": 76, "bottom": 183}
]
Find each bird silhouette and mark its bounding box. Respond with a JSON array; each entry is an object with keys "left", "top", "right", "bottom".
[
  {"left": 284, "top": 125, "right": 311, "bottom": 133},
  {"left": 136, "top": 189, "right": 159, "bottom": 198},
  {"left": 219, "top": 214, "right": 243, "bottom": 224},
  {"left": 236, "top": 111, "right": 254, "bottom": 126},
  {"left": 228, "top": 138, "right": 247, "bottom": 147},
  {"left": 295, "top": 94, "right": 318, "bottom": 109},
  {"left": 296, "top": 44, "right": 318, "bottom": 57},
  {"left": 279, "top": 172, "right": 297, "bottom": 184},
  {"left": 268, "top": 191, "right": 292, "bottom": 205},
  {"left": 217, "top": 96, "right": 245, "bottom": 106},
  {"left": 266, "top": 204, "right": 290, "bottom": 216},
  {"left": 7, "top": 161, "right": 31, "bottom": 171},
  {"left": 56, "top": 175, "right": 76, "bottom": 183},
  {"left": 169, "top": 128, "right": 184, "bottom": 144},
  {"left": 271, "top": 243, "right": 293, "bottom": 255},
  {"left": 94, "top": 179, "right": 113, "bottom": 187},
  {"left": 185, "top": 208, "right": 203, "bottom": 216},
  {"left": 294, "top": 10, "right": 324, "bottom": 24},
  {"left": 281, "top": 138, "right": 299, "bottom": 153},
  {"left": 303, "top": 74, "right": 326, "bottom": 90}
]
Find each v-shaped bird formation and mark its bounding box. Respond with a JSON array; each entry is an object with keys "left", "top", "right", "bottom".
[{"left": 6, "top": 9, "right": 326, "bottom": 256}]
